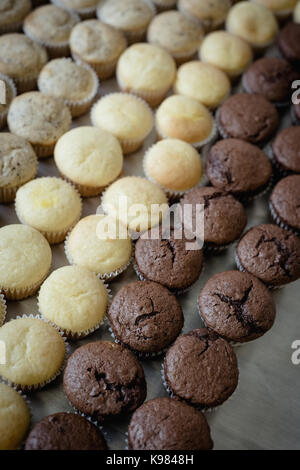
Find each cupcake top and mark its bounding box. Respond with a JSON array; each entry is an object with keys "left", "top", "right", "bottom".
[
  {"left": 144, "top": 139, "right": 203, "bottom": 192},
  {"left": 294, "top": 1, "right": 300, "bottom": 22},
  {"left": 198, "top": 270, "right": 276, "bottom": 343},
  {"left": 253, "top": 0, "right": 298, "bottom": 15},
  {"left": 97, "top": 0, "right": 155, "bottom": 33},
  {"left": 0, "top": 317, "right": 66, "bottom": 389},
  {"left": 178, "top": 0, "right": 231, "bottom": 30},
  {"left": 152, "top": 0, "right": 176, "bottom": 7},
  {"left": 108, "top": 280, "right": 184, "bottom": 354},
  {"left": 0, "top": 133, "right": 38, "bottom": 190},
  {"left": 52, "top": 0, "right": 99, "bottom": 15},
  {"left": 278, "top": 21, "right": 300, "bottom": 64},
  {"left": 63, "top": 341, "right": 147, "bottom": 422},
  {"left": 128, "top": 398, "right": 213, "bottom": 450},
  {"left": 0, "top": 224, "right": 52, "bottom": 291},
  {"left": 272, "top": 126, "right": 300, "bottom": 174},
  {"left": 25, "top": 412, "right": 107, "bottom": 450},
  {"left": 174, "top": 61, "right": 231, "bottom": 110},
  {"left": 164, "top": 328, "right": 239, "bottom": 408},
  {"left": 270, "top": 175, "right": 300, "bottom": 233},
  {"left": 54, "top": 126, "right": 123, "bottom": 189},
  {"left": 0, "top": 0, "right": 31, "bottom": 30},
  {"left": 0, "top": 383, "right": 30, "bottom": 451}
]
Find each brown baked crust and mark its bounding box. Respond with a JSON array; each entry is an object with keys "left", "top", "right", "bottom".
[{"left": 270, "top": 175, "right": 300, "bottom": 232}]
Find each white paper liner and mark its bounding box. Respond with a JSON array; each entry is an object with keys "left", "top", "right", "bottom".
[
  {"left": 269, "top": 200, "right": 299, "bottom": 236},
  {"left": 71, "top": 50, "right": 119, "bottom": 80},
  {"left": 0, "top": 264, "right": 51, "bottom": 301},
  {"left": 241, "top": 72, "right": 290, "bottom": 109},
  {"left": 0, "top": 74, "right": 17, "bottom": 130},
  {"left": 14, "top": 73, "right": 39, "bottom": 94},
  {"left": 51, "top": 0, "right": 97, "bottom": 19}
]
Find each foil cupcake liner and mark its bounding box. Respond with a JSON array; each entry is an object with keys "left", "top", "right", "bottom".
[
  {"left": 0, "top": 74, "right": 17, "bottom": 130},
  {"left": 269, "top": 200, "right": 299, "bottom": 236}
]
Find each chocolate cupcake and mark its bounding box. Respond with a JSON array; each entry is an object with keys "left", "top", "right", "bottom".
[
  {"left": 217, "top": 93, "right": 279, "bottom": 146},
  {"left": 108, "top": 281, "right": 184, "bottom": 356},
  {"left": 181, "top": 187, "right": 247, "bottom": 251},
  {"left": 198, "top": 271, "right": 276, "bottom": 345},
  {"left": 25, "top": 413, "right": 107, "bottom": 450},
  {"left": 271, "top": 127, "right": 300, "bottom": 175},
  {"left": 63, "top": 341, "right": 147, "bottom": 423},
  {"left": 278, "top": 21, "right": 300, "bottom": 65},
  {"left": 163, "top": 328, "right": 239, "bottom": 409},
  {"left": 128, "top": 398, "right": 213, "bottom": 450},
  {"left": 236, "top": 224, "right": 300, "bottom": 288},
  {"left": 292, "top": 103, "right": 300, "bottom": 125},
  {"left": 269, "top": 175, "right": 300, "bottom": 234},
  {"left": 134, "top": 229, "right": 204, "bottom": 293},
  {"left": 206, "top": 139, "right": 272, "bottom": 201}
]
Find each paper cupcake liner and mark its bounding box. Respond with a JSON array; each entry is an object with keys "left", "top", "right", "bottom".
[
  {"left": 269, "top": 200, "right": 299, "bottom": 236},
  {"left": 71, "top": 50, "right": 118, "bottom": 80},
  {"left": 0, "top": 269, "right": 50, "bottom": 301},
  {"left": 58, "top": 169, "right": 108, "bottom": 197},
  {"left": 51, "top": 0, "right": 97, "bottom": 19},
  {"left": 152, "top": 0, "right": 178, "bottom": 12},
  {"left": 0, "top": 167, "right": 38, "bottom": 205},
  {"left": 0, "top": 21, "right": 24, "bottom": 35},
  {"left": 0, "top": 74, "right": 17, "bottom": 130},
  {"left": 14, "top": 73, "right": 38, "bottom": 94},
  {"left": 0, "top": 293, "right": 7, "bottom": 327},
  {"left": 241, "top": 73, "right": 290, "bottom": 109},
  {"left": 117, "top": 73, "right": 170, "bottom": 108},
  {"left": 31, "top": 142, "right": 55, "bottom": 159}
]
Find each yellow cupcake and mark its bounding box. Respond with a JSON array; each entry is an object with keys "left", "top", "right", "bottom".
[
  {"left": 178, "top": 0, "right": 231, "bottom": 31},
  {"left": 295, "top": 1, "right": 300, "bottom": 21},
  {"left": 0, "top": 383, "right": 30, "bottom": 450},
  {"left": 251, "top": 0, "right": 298, "bottom": 18}
]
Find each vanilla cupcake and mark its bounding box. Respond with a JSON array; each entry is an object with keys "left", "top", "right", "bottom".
[
  {"left": 38, "top": 265, "right": 109, "bottom": 338},
  {"left": 0, "top": 74, "right": 17, "bottom": 130},
  {"left": 7, "top": 92, "right": 72, "bottom": 158},
  {"left": 251, "top": 0, "right": 298, "bottom": 19},
  {"left": 38, "top": 58, "right": 99, "bottom": 117},
  {"left": 226, "top": 1, "right": 279, "bottom": 50},
  {"left": 51, "top": 0, "right": 99, "bottom": 18},
  {"left": 15, "top": 177, "right": 82, "bottom": 244},
  {"left": 97, "top": 0, "right": 155, "bottom": 44},
  {"left": 0, "top": 383, "right": 30, "bottom": 450},
  {"left": 23, "top": 5, "right": 80, "bottom": 58},
  {"left": 54, "top": 126, "right": 123, "bottom": 197},
  {"left": 200, "top": 31, "right": 253, "bottom": 80},
  {"left": 152, "top": 0, "right": 176, "bottom": 11},
  {"left": 102, "top": 176, "right": 168, "bottom": 233},
  {"left": 147, "top": 11, "right": 204, "bottom": 64},
  {"left": 144, "top": 139, "right": 203, "bottom": 197},
  {"left": 0, "top": 224, "right": 52, "bottom": 300},
  {"left": 91, "top": 93, "right": 153, "bottom": 154},
  {"left": 65, "top": 215, "right": 132, "bottom": 279},
  {"left": 0, "top": 133, "right": 38, "bottom": 204},
  {"left": 294, "top": 1, "right": 300, "bottom": 21},
  {"left": 178, "top": 0, "right": 231, "bottom": 31},
  {"left": 0, "top": 0, "right": 31, "bottom": 34},
  {"left": 0, "top": 34, "right": 48, "bottom": 93},
  {"left": 70, "top": 20, "right": 127, "bottom": 79},
  {"left": 117, "top": 43, "right": 176, "bottom": 107},
  {"left": 174, "top": 61, "right": 231, "bottom": 110}
]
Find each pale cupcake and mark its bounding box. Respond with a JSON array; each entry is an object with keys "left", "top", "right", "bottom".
[
  {"left": 23, "top": 5, "right": 80, "bottom": 58},
  {"left": 199, "top": 31, "right": 253, "bottom": 80},
  {"left": 226, "top": 1, "right": 279, "bottom": 50},
  {"left": 15, "top": 177, "right": 82, "bottom": 244},
  {"left": 0, "top": 0, "right": 31, "bottom": 34},
  {"left": 178, "top": 0, "right": 231, "bottom": 31},
  {"left": 0, "top": 33, "right": 48, "bottom": 93},
  {"left": 38, "top": 265, "right": 108, "bottom": 338},
  {"left": 54, "top": 126, "right": 123, "bottom": 197},
  {"left": 7, "top": 92, "right": 72, "bottom": 158},
  {"left": 0, "top": 383, "right": 30, "bottom": 450},
  {"left": 0, "top": 224, "right": 52, "bottom": 300},
  {"left": 251, "top": 0, "right": 298, "bottom": 19},
  {"left": 97, "top": 0, "right": 155, "bottom": 44},
  {"left": 174, "top": 61, "right": 231, "bottom": 110},
  {"left": 147, "top": 10, "right": 204, "bottom": 64},
  {"left": 91, "top": 93, "right": 154, "bottom": 154},
  {"left": 295, "top": 1, "right": 300, "bottom": 21},
  {"left": 117, "top": 43, "right": 176, "bottom": 107},
  {"left": 70, "top": 19, "right": 127, "bottom": 79},
  {"left": 65, "top": 215, "right": 132, "bottom": 279},
  {"left": 144, "top": 139, "right": 203, "bottom": 197},
  {"left": 0, "top": 133, "right": 38, "bottom": 204},
  {"left": 155, "top": 95, "right": 216, "bottom": 148},
  {"left": 51, "top": 0, "right": 99, "bottom": 18},
  {"left": 102, "top": 176, "right": 168, "bottom": 233},
  {"left": 38, "top": 58, "right": 99, "bottom": 117},
  {"left": 152, "top": 0, "right": 176, "bottom": 11},
  {"left": 0, "top": 317, "right": 66, "bottom": 391},
  {"left": 0, "top": 73, "right": 17, "bottom": 130}
]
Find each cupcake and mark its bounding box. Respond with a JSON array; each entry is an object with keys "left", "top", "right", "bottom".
[
  {"left": 97, "top": 0, "right": 155, "bottom": 44},
  {"left": 226, "top": 1, "right": 278, "bottom": 50},
  {"left": 163, "top": 328, "right": 239, "bottom": 410},
  {"left": 63, "top": 341, "right": 147, "bottom": 422},
  {"left": 70, "top": 20, "right": 127, "bottom": 80},
  {"left": 174, "top": 61, "right": 231, "bottom": 110},
  {"left": 198, "top": 271, "right": 276, "bottom": 345},
  {"left": 199, "top": 31, "right": 253, "bottom": 80},
  {"left": 15, "top": 177, "right": 82, "bottom": 244},
  {"left": 65, "top": 215, "right": 132, "bottom": 280},
  {"left": 155, "top": 96, "right": 216, "bottom": 149},
  {"left": 178, "top": 0, "right": 231, "bottom": 31},
  {"left": 0, "top": 133, "right": 38, "bottom": 204},
  {"left": 292, "top": 103, "right": 300, "bottom": 125},
  {"left": 0, "top": 33, "right": 48, "bottom": 93},
  {"left": 206, "top": 139, "right": 273, "bottom": 201},
  {"left": 294, "top": 1, "right": 300, "bottom": 21},
  {"left": 51, "top": 0, "right": 99, "bottom": 19},
  {"left": 25, "top": 413, "right": 108, "bottom": 450},
  {"left": 128, "top": 398, "right": 213, "bottom": 450},
  {"left": 152, "top": 0, "right": 176, "bottom": 11},
  {"left": 91, "top": 93, "right": 153, "bottom": 154},
  {"left": 143, "top": 139, "right": 203, "bottom": 197},
  {"left": 269, "top": 175, "right": 300, "bottom": 234},
  {"left": 271, "top": 126, "right": 300, "bottom": 175},
  {"left": 217, "top": 94, "right": 279, "bottom": 146},
  {"left": 102, "top": 176, "right": 168, "bottom": 233},
  {"left": 116, "top": 43, "right": 176, "bottom": 107},
  {"left": 0, "top": 224, "right": 52, "bottom": 300},
  {"left": 0, "top": 383, "right": 30, "bottom": 450},
  {"left": 23, "top": 5, "right": 80, "bottom": 58},
  {"left": 0, "top": 0, "right": 31, "bottom": 34},
  {"left": 54, "top": 126, "right": 123, "bottom": 197},
  {"left": 38, "top": 58, "right": 99, "bottom": 118},
  {"left": 0, "top": 316, "right": 66, "bottom": 391},
  {"left": 251, "top": 0, "right": 298, "bottom": 19},
  {"left": 147, "top": 10, "right": 204, "bottom": 64},
  {"left": 236, "top": 224, "right": 300, "bottom": 288},
  {"left": 8, "top": 92, "right": 72, "bottom": 158},
  {"left": 0, "top": 74, "right": 17, "bottom": 130},
  {"left": 0, "top": 294, "right": 6, "bottom": 327},
  {"left": 278, "top": 21, "right": 300, "bottom": 65},
  {"left": 134, "top": 228, "right": 204, "bottom": 293}
]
